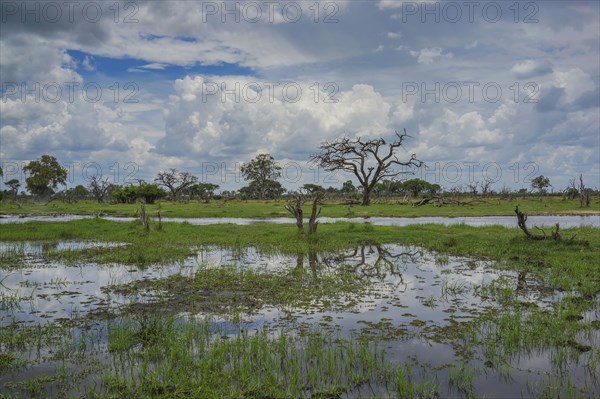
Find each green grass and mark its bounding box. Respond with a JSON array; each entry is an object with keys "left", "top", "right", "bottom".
[
  {"left": 1, "top": 196, "right": 598, "bottom": 218},
  {"left": 2, "top": 218, "right": 598, "bottom": 295},
  {"left": 102, "top": 315, "right": 439, "bottom": 399},
  {"left": 1, "top": 215, "right": 598, "bottom": 398},
  {"left": 110, "top": 263, "right": 373, "bottom": 316}
]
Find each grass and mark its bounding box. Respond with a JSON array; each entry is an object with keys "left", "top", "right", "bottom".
[
  {"left": 101, "top": 315, "right": 440, "bottom": 399},
  {"left": 1, "top": 196, "right": 598, "bottom": 218},
  {"left": 110, "top": 264, "right": 373, "bottom": 316},
  {"left": 1, "top": 207, "right": 599, "bottom": 398},
  {"left": 2, "top": 218, "right": 598, "bottom": 295}
]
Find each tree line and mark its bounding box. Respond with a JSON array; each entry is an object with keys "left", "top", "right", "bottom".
[{"left": 1, "top": 131, "right": 596, "bottom": 207}]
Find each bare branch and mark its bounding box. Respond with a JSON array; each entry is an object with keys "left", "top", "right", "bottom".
[{"left": 310, "top": 129, "right": 422, "bottom": 205}]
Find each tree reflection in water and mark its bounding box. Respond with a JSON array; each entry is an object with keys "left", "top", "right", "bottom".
[{"left": 294, "top": 243, "right": 422, "bottom": 291}]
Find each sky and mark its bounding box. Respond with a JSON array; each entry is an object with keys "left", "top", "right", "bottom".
[{"left": 1, "top": 0, "right": 599, "bottom": 193}]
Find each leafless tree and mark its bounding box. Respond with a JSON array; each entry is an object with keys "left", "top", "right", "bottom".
[
  {"left": 155, "top": 169, "right": 198, "bottom": 201},
  {"left": 285, "top": 189, "right": 323, "bottom": 234},
  {"left": 479, "top": 179, "right": 494, "bottom": 198},
  {"left": 467, "top": 182, "right": 479, "bottom": 196},
  {"left": 88, "top": 176, "right": 111, "bottom": 203},
  {"left": 310, "top": 129, "right": 422, "bottom": 206},
  {"left": 579, "top": 174, "right": 591, "bottom": 207},
  {"left": 563, "top": 178, "right": 578, "bottom": 200}
]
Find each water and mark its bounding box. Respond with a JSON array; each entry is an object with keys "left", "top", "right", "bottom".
[
  {"left": 0, "top": 241, "right": 597, "bottom": 398},
  {"left": 1, "top": 214, "right": 599, "bottom": 228}
]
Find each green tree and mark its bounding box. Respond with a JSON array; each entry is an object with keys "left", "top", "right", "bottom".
[
  {"left": 427, "top": 183, "right": 441, "bottom": 196},
  {"left": 23, "top": 155, "right": 68, "bottom": 196},
  {"left": 65, "top": 185, "right": 89, "bottom": 202},
  {"left": 302, "top": 183, "right": 325, "bottom": 194},
  {"left": 240, "top": 154, "right": 282, "bottom": 200},
  {"left": 137, "top": 184, "right": 166, "bottom": 204},
  {"left": 402, "top": 178, "right": 431, "bottom": 197},
  {"left": 6, "top": 178, "right": 20, "bottom": 200},
  {"left": 112, "top": 184, "right": 166, "bottom": 204},
  {"left": 340, "top": 180, "right": 357, "bottom": 194},
  {"left": 531, "top": 175, "right": 551, "bottom": 194},
  {"left": 187, "top": 183, "right": 220, "bottom": 202},
  {"left": 239, "top": 180, "right": 285, "bottom": 200}
]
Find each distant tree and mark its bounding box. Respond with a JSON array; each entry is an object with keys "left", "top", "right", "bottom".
[
  {"left": 427, "top": 183, "right": 442, "bottom": 196},
  {"left": 111, "top": 185, "right": 136, "bottom": 204},
  {"left": 239, "top": 179, "right": 285, "bottom": 200},
  {"left": 499, "top": 185, "right": 513, "bottom": 199},
  {"left": 402, "top": 179, "right": 430, "bottom": 197},
  {"left": 563, "top": 178, "right": 579, "bottom": 200},
  {"left": 155, "top": 169, "right": 198, "bottom": 201},
  {"left": 373, "top": 179, "right": 400, "bottom": 197},
  {"left": 219, "top": 190, "right": 237, "bottom": 200},
  {"left": 63, "top": 185, "right": 89, "bottom": 203},
  {"left": 479, "top": 179, "right": 494, "bottom": 198},
  {"left": 311, "top": 130, "right": 422, "bottom": 205},
  {"left": 23, "top": 155, "right": 68, "bottom": 197},
  {"left": 70, "top": 185, "right": 89, "bottom": 199},
  {"left": 6, "top": 179, "right": 20, "bottom": 200},
  {"left": 137, "top": 184, "right": 166, "bottom": 204},
  {"left": 578, "top": 174, "right": 591, "bottom": 207},
  {"left": 466, "top": 182, "right": 479, "bottom": 196},
  {"left": 241, "top": 154, "right": 282, "bottom": 200},
  {"left": 374, "top": 179, "right": 405, "bottom": 196},
  {"left": 188, "top": 183, "right": 220, "bottom": 202},
  {"left": 531, "top": 175, "right": 551, "bottom": 194},
  {"left": 340, "top": 180, "right": 357, "bottom": 194},
  {"left": 88, "top": 176, "right": 111, "bottom": 203},
  {"left": 112, "top": 184, "right": 166, "bottom": 204},
  {"left": 302, "top": 183, "right": 325, "bottom": 194}
]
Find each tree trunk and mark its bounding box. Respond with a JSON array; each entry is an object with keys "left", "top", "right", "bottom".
[
  {"left": 308, "top": 194, "right": 322, "bottom": 234},
  {"left": 140, "top": 205, "right": 149, "bottom": 231},
  {"left": 361, "top": 187, "right": 371, "bottom": 206},
  {"left": 284, "top": 196, "right": 304, "bottom": 232}
]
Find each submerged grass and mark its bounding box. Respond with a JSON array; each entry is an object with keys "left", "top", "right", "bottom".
[
  {"left": 111, "top": 264, "right": 371, "bottom": 316},
  {"left": 102, "top": 314, "right": 439, "bottom": 399},
  {"left": 1, "top": 214, "right": 599, "bottom": 398}
]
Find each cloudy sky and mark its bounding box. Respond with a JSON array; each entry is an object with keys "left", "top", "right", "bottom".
[{"left": 1, "top": 0, "right": 598, "bottom": 192}]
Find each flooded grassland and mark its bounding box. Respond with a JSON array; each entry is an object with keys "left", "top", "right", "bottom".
[{"left": 0, "top": 219, "right": 598, "bottom": 398}]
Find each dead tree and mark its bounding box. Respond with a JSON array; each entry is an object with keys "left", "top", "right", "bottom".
[
  {"left": 140, "top": 204, "right": 149, "bottom": 231},
  {"left": 311, "top": 129, "right": 422, "bottom": 206},
  {"left": 467, "top": 182, "right": 479, "bottom": 196},
  {"left": 308, "top": 192, "right": 322, "bottom": 234},
  {"left": 285, "top": 195, "right": 304, "bottom": 232},
  {"left": 579, "top": 174, "right": 591, "bottom": 207},
  {"left": 515, "top": 206, "right": 562, "bottom": 240},
  {"left": 155, "top": 169, "right": 198, "bottom": 201},
  {"left": 284, "top": 191, "right": 323, "bottom": 234},
  {"left": 88, "top": 176, "right": 110, "bottom": 203},
  {"left": 479, "top": 179, "right": 494, "bottom": 198},
  {"left": 412, "top": 196, "right": 479, "bottom": 207}
]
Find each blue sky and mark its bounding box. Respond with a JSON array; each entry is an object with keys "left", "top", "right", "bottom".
[{"left": 1, "top": 0, "right": 598, "bottom": 193}]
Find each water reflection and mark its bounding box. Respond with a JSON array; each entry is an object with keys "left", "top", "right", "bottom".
[{"left": 0, "top": 241, "right": 597, "bottom": 399}]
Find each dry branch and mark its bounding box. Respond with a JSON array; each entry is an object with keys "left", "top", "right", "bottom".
[{"left": 515, "top": 206, "right": 588, "bottom": 245}]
